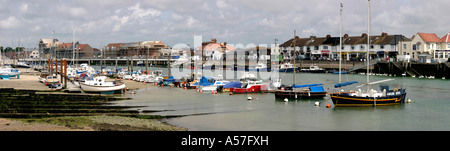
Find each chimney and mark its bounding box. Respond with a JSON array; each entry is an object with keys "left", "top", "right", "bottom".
[
  {"left": 382, "top": 32, "right": 388, "bottom": 37},
  {"left": 326, "top": 34, "right": 331, "bottom": 38},
  {"left": 362, "top": 33, "right": 367, "bottom": 37},
  {"left": 211, "top": 38, "right": 217, "bottom": 43},
  {"left": 344, "top": 34, "right": 349, "bottom": 39},
  {"left": 310, "top": 36, "right": 316, "bottom": 40}
]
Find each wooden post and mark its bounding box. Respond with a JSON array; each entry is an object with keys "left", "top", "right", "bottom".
[
  {"left": 60, "top": 59, "right": 64, "bottom": 87},
  {"left": 48, "top": 58, "right": 51, "bottom": 73},
  {"left": 64, "top": 59, "right": 67, "bottom": 89}
]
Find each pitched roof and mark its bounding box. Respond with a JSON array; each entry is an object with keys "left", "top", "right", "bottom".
[
  {"left": 106, "top": 43, "right": 125, "bottom": 48},
  {"left": 441, "top": 33, "right": 450, "bottom": 43},
  {"left": 418, "top": 33, "right": 441, "bottom": 42}
]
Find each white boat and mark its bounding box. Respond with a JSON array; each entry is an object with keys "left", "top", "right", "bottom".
[
  {"left": 44, "top": 74, "right": 59, "bottom": 86},
  {"left": 300, "top": 65, "right": 326, "bottom": 73},
  {"left": 200, "top": 75, "right": 230, "bottom": 92},
  {"left": 0, "top": 66, "right": 21, "bottom": 80},
  {"left": 80, "top": 76, "right": 126, "bottom": 94},
  {"left": 239, "top": 72, "right": 258, "bottom": 81}
]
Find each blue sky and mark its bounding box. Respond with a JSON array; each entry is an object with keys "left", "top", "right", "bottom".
[{"left": 0, "top": 0, "right": 449, "bottom": 49}]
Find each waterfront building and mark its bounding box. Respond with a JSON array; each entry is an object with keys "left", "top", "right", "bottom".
[
  {"left": 280, "top": 33, "right": 407, "bottom": 61},
  {"left": 436, "top": 32, "right": 450, "bottom": 62},
  {"left": 198, "top": 39, "right": 235, "bottom": 61},
  {"left": 399, "top": 33, "right": 441, "bottom": 63},
  {"left": 104, "top": 41, "right": 168, "bottom": 59},
  {"left": 55, "top": 43, "right": 94, "bottom": 59},
  {"left": 38, "top": 38, "right": 61, "bottom": 59}
]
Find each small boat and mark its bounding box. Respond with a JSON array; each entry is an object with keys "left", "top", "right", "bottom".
[
  {"left": 249, "top": 63, "right": 269, "bottom": 72},
  {"left": 0, "top": 66, "right": 21, "bottom": 80},
  {"left": 38, "top": 72, "right": 49, "bottom": 83},
  {"left": 333, "top": 71, "right": 347, "bottom": 74},
  {"left": 218, "top": 81, "right": 241, "bottom": 92},
  {"left": 80, "top": 76, "right": 126, "bottom": 94},
  {"left": 44, "top": 74, "right": 59, "bottom": 86},
  {"left": 279, "top": 63, "right": 298, "bottom": 72},
  {"left": 301, "top": 65, "right": 326, "bottom": 73},
  {"left": 274, "top": 84, "right": 327, "bottom": 99},
  {"left": 200, "top": 76, "right": 230, "bottom": 92},
  {"left": 230, "top": 80, "right": 268, "bottom": 94}
]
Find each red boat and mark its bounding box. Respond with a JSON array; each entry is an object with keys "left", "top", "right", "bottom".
[{"left": 230, "top": 81, "right": 268, "bottom": 94}]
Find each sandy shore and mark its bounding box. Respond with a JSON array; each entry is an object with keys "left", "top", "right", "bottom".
[{"left": 0, "top": 69, "right": 185, "bottom": 131}]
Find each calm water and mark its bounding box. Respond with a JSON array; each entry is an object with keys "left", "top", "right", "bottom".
[{"left": 112, "top": 67, "right": 450, "bottom": 131}]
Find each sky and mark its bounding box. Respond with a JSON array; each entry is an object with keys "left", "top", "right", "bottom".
[{"left": 0, "top": 0, "right": 449, "bottom": 49}]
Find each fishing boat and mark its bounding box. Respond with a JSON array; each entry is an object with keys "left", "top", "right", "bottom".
[
  {"left": 80, "top": 76, "right": 126, "bottom": 94},
  {"left": 274, "top": 30, "right": 327, "bottom": 99},
  {"left": 329, "top": 1, "right": 407, "bottom": 107},
  {"left": 300, "top": 65, "right": 326, "bottom": 73},
  {"left": 278, "top": 63, "right": 298, "bottom": 72}
]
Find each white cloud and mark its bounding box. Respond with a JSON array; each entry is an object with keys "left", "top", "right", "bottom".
[
  {"left": 216, "top": 0, "right": 229, "bottom": 9},
  {"left": 20, "top": 4, "right": 28, "bottom": 12},
  {"left": 0, "top": 16, "right": 20, "bottom": 29},
  {"left": 128, "top": 3, "right": 161, "bottom": 19}
]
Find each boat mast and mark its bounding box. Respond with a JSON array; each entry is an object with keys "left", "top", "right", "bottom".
[
  {"left": 339, "top": 2, "right": 343, "bottom": 83},
  {"left": 367, "top": 0, "right": 371, "bottom": 92},
  {"left": 293, "top": 30, "right": 296, "bottom": 85}
]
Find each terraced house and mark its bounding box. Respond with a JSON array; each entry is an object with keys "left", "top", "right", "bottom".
[
  {"left": 280, "top": 32, "right": 407, "bottom": 61},
  {"left": 399, "top": 32, "right": 450, "bottom": 63}
]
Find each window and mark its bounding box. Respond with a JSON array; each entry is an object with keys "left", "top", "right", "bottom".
[
  {"left": 370, "top": 45, "right": 374, "bottom": 49},
  {"left": 403, "top": 44, "right": 407, "bottom": 49},
  {"left": 323, "top": 46, "right": 328, "bottom": 49},
  {"left": 314, "top": 46, "right": 319, "bottom": 50},
  {"left": 380, "top": 45, "right": 384, "bottom": 49},
  {"left": 360, "top": 45, "right": 365, "bottom": 50},
  {"left": 413, "top": 44, "right": 416, "bottom": 50},
  {"left": 448, "top": 44, "right": 450, "bottom": 49},
  {"left": 427, "top": 44, "right": 431, "bottom": 49},
  {"left": 351, "top": 46, "right": 355, "bottom": 50}
]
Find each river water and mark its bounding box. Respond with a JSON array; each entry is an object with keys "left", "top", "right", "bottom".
[{"left": 112, "top": 66, "right": 450, "bottom": 131}]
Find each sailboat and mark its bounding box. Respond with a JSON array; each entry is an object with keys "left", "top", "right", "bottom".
[
  {"left": 329, "top": 1, "right": 407, "bottom": 107},
  {"left": 274, "top": 30, "right": 327, "bottom": 99}
]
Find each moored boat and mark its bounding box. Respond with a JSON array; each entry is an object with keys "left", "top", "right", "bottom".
[
  {"left": 329, "top": 1, "right": 407, "bottom": 107},
  {"left": 300, "top": 65, "right": 326, "bottom": 73},
  {"left": 80, "top": 76, "right": 126, "bottom": 94},
  {"left": 275, "top": 84, "right": 327, "bottom": 99}
]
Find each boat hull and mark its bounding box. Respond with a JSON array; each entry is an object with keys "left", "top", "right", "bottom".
[
  {"left": 80, "top": 83, "right": 126, "bottom": 94},
  {"left": 300, "top": 69, "right": 326, "bottom": 73},
  {"left": 330, "top": 90, "right": 407, "bottom": 107},
  {"left": 230, "top": 85, "right": 268, "bottom": 94},
  {"left": 275, "top": 90, "right": 327, "bottom": 99},
  {"left": 278, "top": 68, "right": 299, "bottom": 73}
]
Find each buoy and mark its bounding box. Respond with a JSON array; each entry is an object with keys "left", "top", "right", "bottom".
[
  {"left": 215, "top": 91, "right": 218, "bottom": 94},
  {"left": 161, "top": 84, "right": 164, "bottom": 87},
  {"left": 315, "top": 102, "right": 320, "bottom": 106},
  {"left": 281, "top": 87, "right": 285, "bottom": 91},
  {"left": 229, "top": 92, "right": 233, "bottom": 95},
  {"left": 407, "top": 98, "right": 412, "bottom": 103},
  {"left": 212, "top": 91, "right": 215, "bottom": 94},
  {"left": 200, "top": 90, "right": 203, "bottom": 93},
  {"left": 131, "top": 91, "right": 135, "bottom": 94},
  {"left": 284, "top": 98, "right": 288, "bottom": 102},
  {"left": 184, "top": 87, "right": 187, "bottom": 90},
  {"left": 326, "top": 104, "right": 331, "bottom": 108},
  {"left": 247, "top": 97, "right": 252, "bottom": 100},
  {"left": 126, "top": 88, "right": 129, "bottom": 90}
]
